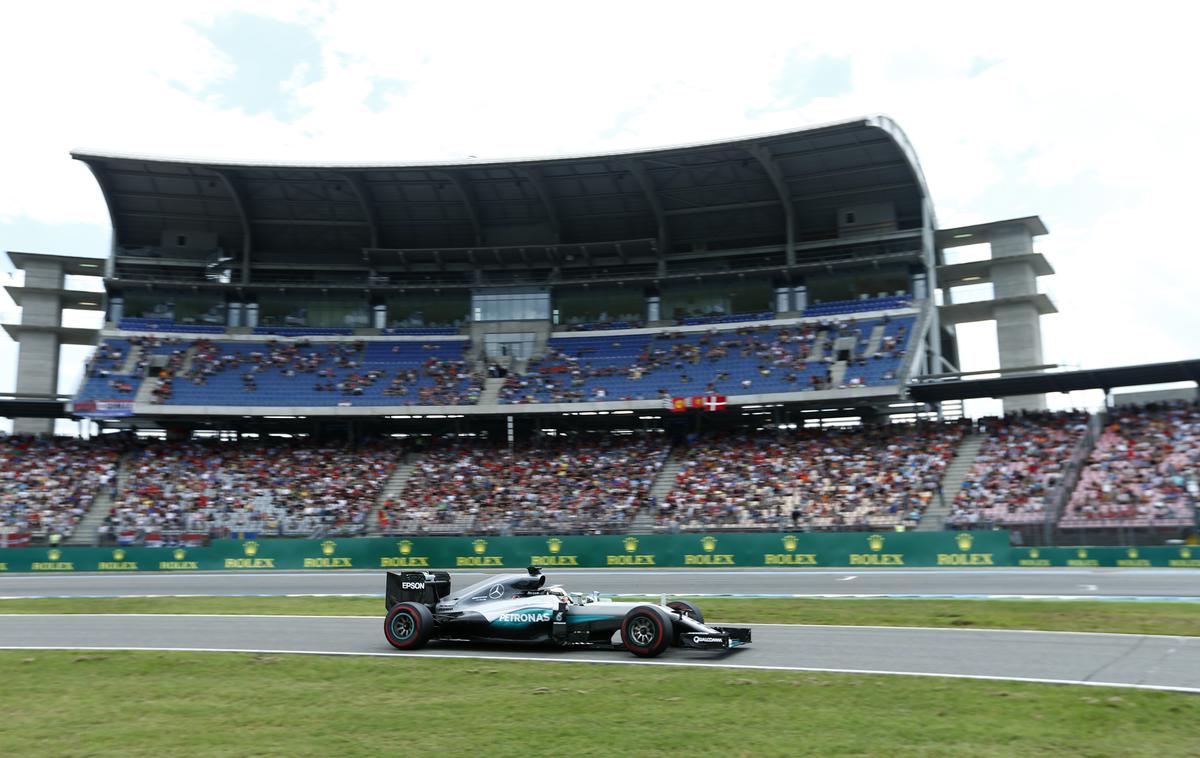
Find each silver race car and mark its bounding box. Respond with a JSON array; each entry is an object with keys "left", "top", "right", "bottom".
[{"left": 383, "top": 566, "right": 751, "bottom": 658}]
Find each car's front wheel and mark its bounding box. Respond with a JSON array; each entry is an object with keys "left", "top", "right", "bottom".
[
  {"left": 384, "top": 602, "right": 433, "bottom": 650},
  {"left": 621, "top": 605, "right": 673, "bottom": 658}
]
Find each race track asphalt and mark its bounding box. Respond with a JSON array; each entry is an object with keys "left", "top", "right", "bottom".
[
  {"left": 1, "top": 614, "right": 1197, "bottom": 693},
  {"left": 2, "top": 567, "right": 1199, "bottom": 600}
]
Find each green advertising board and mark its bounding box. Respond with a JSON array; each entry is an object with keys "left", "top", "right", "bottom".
[
  {"left": 0, "top": 530, "right": 1013, "bottom": 573},
  {"left": 1012, "top": 545, "right": 1200, "bottom": 568}
]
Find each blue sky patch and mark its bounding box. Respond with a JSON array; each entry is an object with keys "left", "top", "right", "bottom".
[{"left": 191, "top": 12, "right": 323, "bottom": 121}]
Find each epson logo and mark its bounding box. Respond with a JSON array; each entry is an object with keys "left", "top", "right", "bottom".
[
  {"left": 692, "top": 636, "right": 724, "bottom": 644},
  {"left": 401, "top": 582, "right": 426, "bottom": 590},
  {"left": 498, "top": 612, "right": 551, "bottom": 623}
]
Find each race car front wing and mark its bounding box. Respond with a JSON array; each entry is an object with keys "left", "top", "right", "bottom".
[{"left": 677, "top": 626, "right": 752, "bottom": 650}]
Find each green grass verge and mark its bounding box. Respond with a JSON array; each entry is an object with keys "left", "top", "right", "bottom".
[
  {"left": 2, "top": 596, "right": 1199, "bottom": 636},
  {"left": 1, "top": 651, "right": 1197, "bottom": 757}
]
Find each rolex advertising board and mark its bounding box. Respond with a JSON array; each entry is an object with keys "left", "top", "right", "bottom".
[{"left": 0, "top": 530, "right": 1016, "bottom": 572}]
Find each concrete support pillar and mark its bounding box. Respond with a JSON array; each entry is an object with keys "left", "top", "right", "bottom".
[
  {"left": 774, "top": 287, "right": 790, "bottom": 313},
  {"left": 792, "top": 285, "right": 807, "bottom": 313},
  {"left": 646, "top": 296, "right": 661, "bottom": 323},
  {"left": 995, "top": 301, "right": 1047, "bottom": 412},
  {"left": 109, "top": 296, "right": 124, "bottom": 325},
  {"left": 911, "top": 271, "right": 928, "bottom": 300},
  {"left": 373, "top": 304, "right": 387, "bottom": 330},
  {"left": 244, "top": 302, "right": 259, "bottom": 329},
  {"left": 227, "top": 302, "right": 242, "bottom": 328}
]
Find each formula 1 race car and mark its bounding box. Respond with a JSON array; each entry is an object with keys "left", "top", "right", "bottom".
[{"left": 383, "top": 566, "right": 751, "bottom": 658}]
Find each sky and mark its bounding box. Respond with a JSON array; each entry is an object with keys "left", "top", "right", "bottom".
[{"left": 0, "top": 0, "right": 1197, "bottom": 427}]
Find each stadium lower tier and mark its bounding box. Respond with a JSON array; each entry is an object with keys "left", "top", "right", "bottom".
[{"left": 7, "top": 403, "right": 1196, "bottom": 545}]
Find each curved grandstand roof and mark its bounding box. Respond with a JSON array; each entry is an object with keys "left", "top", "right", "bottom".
[{"left": 73, "top": 115, "right": 931, "bottom": 259}]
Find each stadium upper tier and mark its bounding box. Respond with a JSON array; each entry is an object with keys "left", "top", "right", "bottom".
[
  {"left": 75, "top": 302, "right": 919, "bottom": 412},
  {"left": 500, "top": 314, "right": 912, "bottom": 404}
]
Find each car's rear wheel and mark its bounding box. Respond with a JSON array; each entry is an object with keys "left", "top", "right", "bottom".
[
  {"left": 667, "top": 599, "right": 704, "bottom": 624},
  {"left": 384, "top": 602, "right": 433, "bottom": 650},
  {"left": 621, "top": 605, "right": 673, "bottom": 658}
]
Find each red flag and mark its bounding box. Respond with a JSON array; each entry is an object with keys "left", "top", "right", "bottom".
[
  {"left": 668, "top": 397, "right": 687, "bottom": 412},
  {"left": 703, "top": 395, "right": 727, "bottom": 412},
  {"left": 689, "top": 396, "right": 705, "bottom": 409}
]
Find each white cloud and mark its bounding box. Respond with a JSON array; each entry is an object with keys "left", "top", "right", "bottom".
[{"left": 0, "top": 0, "right": 1196, "bottom": 411}]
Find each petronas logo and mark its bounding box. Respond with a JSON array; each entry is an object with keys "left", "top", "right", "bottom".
[
  {"left": 547, "top": 538, "right": 562, "bottom": 554},
  {"left": 782, "top": 535, "right": 798, "bottom": 551},
  {"left": 321, "top": 540, "right": 337, "bottom": 556},
  {"left": 472, "top": 539, "right": 488, "bottom": 554},
  {"left": 173, "top": 548, "right": 186, "bottom": 561},
  {"left": 1076, "top": 548, "right": 1088, "bottom": 559},
  {"left": 956, "top": 533, "right": 974, "bottom": 551},
  {"left": 623, "top": 536, "right": 638, "bottom": 553},
  {"left": 868, "top": 534, "right": 885, "bottom": 552},
  {"left": 1127, "top": 548, "right": 1139, "bottom": 559},
  {"left": 1029, "top": 548, "right": 1040, "bottom": 559},
  {"left": 700, "top": 536, "right": 717, "bottom": 552},
  {"left": 1182, "top": 547, "right": 1192, "bottom": 559},
  {"left": 48, "top": 548, "right": 61, "bottom": 561},
  {"left": 398, "top": 540, "right": 413, "bottom": 555},
  {"left": 113, "top": 549, "right": 126, "bottom": 561},
  {"left": 243, "top": 541, "right": 259, "bottom": 557}
]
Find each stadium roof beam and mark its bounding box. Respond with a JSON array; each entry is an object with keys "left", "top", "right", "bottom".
[
  {"left": 209, "top": 168, "right": 254, "bottom": 285},
  {"left": 744, "top": 143, "right": 796, "bottom": 266},
  {"left": 439, "top": 171, "right": 483, "bottom": 246},
  {"left": 513, "top": 167, "right": 562, "bottom": 243},
  {"left": 339, "top": 172, "right": 379, "bottom": 249},
  {"left": 619, "top": 159, "right": 668, "bottom": 273}
]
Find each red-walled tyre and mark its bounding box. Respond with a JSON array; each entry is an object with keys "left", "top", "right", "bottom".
[
  {"left": 384, "top": 602, "right": 434, "bottom": 650},
  {"left": 621, "top": 605, "right": 673, "bottom": 658},
  {"left": 667, "top": 600, "right": 704, "bottom": 625}
]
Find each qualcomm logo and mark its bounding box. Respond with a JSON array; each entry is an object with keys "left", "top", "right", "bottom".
[{"left": 498, "top": 611, "right": 552, "bottom": 623}]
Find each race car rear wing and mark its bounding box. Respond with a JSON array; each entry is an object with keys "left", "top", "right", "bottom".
[{"left": 386, "top": 571, "right": 452, "bottom": 610}]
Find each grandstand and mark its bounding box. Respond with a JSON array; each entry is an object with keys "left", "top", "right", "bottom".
[{"left": 1, "top": 116, "right": 1196, "bottom": 548}]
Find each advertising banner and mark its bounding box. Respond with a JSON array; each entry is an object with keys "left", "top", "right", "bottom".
[{"left": 0, "top": 530, "right": 1015, "bottom": 573}]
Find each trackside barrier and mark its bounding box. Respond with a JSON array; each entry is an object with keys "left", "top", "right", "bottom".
[
  {"left": 0, "top": 531, "right": 1016, "bottom": 572},
  {"left": 12, "top": 535, "right": 1200, "bottom": 572},
  {"left": 1012, "top": 546, "right": 1200, "bottom": 568}
]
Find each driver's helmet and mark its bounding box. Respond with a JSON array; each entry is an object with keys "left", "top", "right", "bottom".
[{"left": 546, "top": 584, "right": 572, "bottom": 604}]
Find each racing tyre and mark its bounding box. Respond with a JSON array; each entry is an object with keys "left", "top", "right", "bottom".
[
  {"left": 384, "top": 602, "right": 434, "bottom": 650},
  {"left": 667, "top": 600, "right": 704, "bottom": 625},
  {"left": 621, "top": 605, "right": 673, "bottom": 658}
]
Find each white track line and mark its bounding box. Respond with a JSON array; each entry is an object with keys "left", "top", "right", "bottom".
[{"left": 1, "top": 644, "right": 1196, "bottom": 695}]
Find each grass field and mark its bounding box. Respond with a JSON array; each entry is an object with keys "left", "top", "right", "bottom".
[
  {"left": 1, "top": 650, "right": 1198, "bottom": 757},
  {"left": 3, "top": 595, "right": 1199, "bottom": 637}
]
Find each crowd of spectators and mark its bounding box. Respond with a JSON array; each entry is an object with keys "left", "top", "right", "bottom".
[
  {"left": 659, "top": 423, "right": 966, "bottom": 530},
  {"left": 381, "top": 437, "right": 668, "bottom": 534},
  {"left": 947, "top": 411, "right": 1090, "bottom": 527},
  {"left": 100, "top": 440, "right": 402, "bottom": 541},
  {"left": 0, "top": 435, "right": 119, "bottom": 543},
  {"left": 144, "top": 339, "right": 481, "bottom": 406},
  {"left": 1061, "top": 402, "right": 1199, "bottom": 528},
  {"left": 500, "top": 316, "right": 907, "bottom": 404}
]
